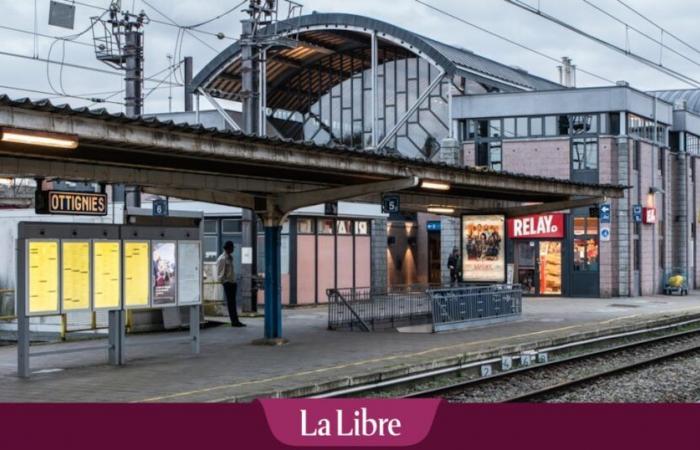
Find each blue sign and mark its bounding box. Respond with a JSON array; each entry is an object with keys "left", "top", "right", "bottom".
[
  {"left": 600, "top": 203, "right": 612, "bottom": 223},
  {"left": 427, "top": 221, "right": 441, "bottom": 231},
  {"left": 153, "top": 198, "right": 168, "bottom": 217},
  {"left": 600, "top": 224, "right": 611, "bottom": 241},
  {"left": 632, "top": 204, "right": 643, "bottom": 223}
]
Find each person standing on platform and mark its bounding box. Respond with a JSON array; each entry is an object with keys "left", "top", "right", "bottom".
[
  {"left": 217, "top": 241, "right": 246, "bottom": 327},
  {"left": 447, "top": 247, "right": 461, "bottom": 286}
]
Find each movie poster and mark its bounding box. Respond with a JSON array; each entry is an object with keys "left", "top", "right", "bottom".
[
  {"left": 152, "top": 241, "right": 177, "bottom": 306},
  {"left": 461, "top": 215, "right": 505, "bottom": 283}
]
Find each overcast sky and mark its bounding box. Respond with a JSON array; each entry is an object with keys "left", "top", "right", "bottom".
[{"left": 2, "top": 0, "right": 700, "bottom": 114}]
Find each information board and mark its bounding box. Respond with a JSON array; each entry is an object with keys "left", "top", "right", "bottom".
[
  {"left": 124, "top": 241, "right": 150, "bottom": 308},
  {"left": 61, "top": 241, "right": 91, "bottom": 311},
  {"left": 177, "top": 241, "right": 201, "bottom": 305},
  {"left": 93, "top": 241, "right": 121, "bottom": 310},
  {"left": 152, "top": 241, "right": 177, "bottom": 307},
  {"left": 27, "top": 240, "right": 59, "bottom": 315}
]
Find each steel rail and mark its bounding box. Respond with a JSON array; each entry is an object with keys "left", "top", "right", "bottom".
[
  {"left": 308, "top": 317, "right": 700, "bottom": 398},
  {"left": 405, "top": 327, "right": 700, "bottom": 399}
]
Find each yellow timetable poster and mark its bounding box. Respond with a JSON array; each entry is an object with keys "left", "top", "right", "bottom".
[
  {"left": 124, "top": 241, "right": 150, "bottom": 308},
  {"left": 93, "top": 241, "right": 121, "bottom": 309},
  {"left": 61, "top": 241, "right": 91, "bottom": 311},
  {"left": 27, "top": 240, "right": 59, "bottom": 315}
]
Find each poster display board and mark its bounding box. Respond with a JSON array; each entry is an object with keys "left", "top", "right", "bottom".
[
  {"left": 461, "top": 215, "right": 506, "bottom": 283},
  {"left": 152, "top": 241, "right": 177, "bottom": 307},
  {"left": 26, "top": 240, "right": 60, "bottom": 315},
  {"left": 93, "top": 241, "right": 121, "bottom": 310},
  {"left": 61, "top": 241, "right": 91, "bottom": 312},
  {"left": 124, "top": 241, "right": 150, "bottom": 308},
  {"left": 177, "top": 241, "right": 201, "bottom": 305}
]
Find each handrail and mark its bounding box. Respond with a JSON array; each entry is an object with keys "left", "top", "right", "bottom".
[{"left": 328, "top": 289, "right": 371, "bottom": 332}]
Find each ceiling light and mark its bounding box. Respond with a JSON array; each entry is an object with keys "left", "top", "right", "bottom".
[
  {"left": 427, "top": 207, "right": 455, "bottom": 214},
  {"left": 420, "top": 180, "right": 450, "bottom": 191},
  {"left": 1, "top": 128, "right": 78, "bottom": 149}
]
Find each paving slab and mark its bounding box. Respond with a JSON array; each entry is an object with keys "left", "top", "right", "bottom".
[{"left": 1, "top": 294, "right": 700, "bottom": 402}]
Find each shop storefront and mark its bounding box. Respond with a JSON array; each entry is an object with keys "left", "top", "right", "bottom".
[{"left": 507, "top": 213, "right": 565, "bottom": 296}]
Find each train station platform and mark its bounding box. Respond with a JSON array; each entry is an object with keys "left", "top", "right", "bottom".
[{"left": 1, "top": 294, "right": 700, "bottom": 402}]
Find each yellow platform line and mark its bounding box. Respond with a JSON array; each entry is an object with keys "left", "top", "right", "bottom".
[{"left": 137, "top": 309, "right": 700, "bottom": 403}]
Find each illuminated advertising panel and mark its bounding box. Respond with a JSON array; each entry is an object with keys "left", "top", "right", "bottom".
[
  {"left": 93, "top": 241, "right": 121, "bottom": 310},
  {"left": 27, "top": 240, "right": 59, "bottom": 315},
  {"left": 124, "top": 241, "right": 150, "bottom": 308},
  {"left": 461, "top": 215, "right": 506, "bottom": 283},
  {"left": 152, "top": 241, "right": 177, "bottom": 307},
  {"left": 61, "top": 241, "right": 91, "bottom": 311}
]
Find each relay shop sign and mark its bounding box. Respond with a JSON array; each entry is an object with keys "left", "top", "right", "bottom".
[
  {"left": 36, "top": 190, "right": 107, "bottom": 216},
  {"left": 507, "top": 213, "right": 564, "bottom": 239}
]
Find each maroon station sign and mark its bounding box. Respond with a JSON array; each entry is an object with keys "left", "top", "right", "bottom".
[
  {"left": 507, "top": 213, "right": 565, "bottom": 239},
  {"left": 35, "top": 190, "right": 108, "bottom": 216}
]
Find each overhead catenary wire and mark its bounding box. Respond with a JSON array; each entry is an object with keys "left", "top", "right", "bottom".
[
  {"left": 504, "top": 0, "right": 700, "bottom": 88},
  {"left": 0, "top": 83, "right": 124, "bottom": 105},
  {"left": 414, "top": 0, "right": 616, "bottom": 85}
]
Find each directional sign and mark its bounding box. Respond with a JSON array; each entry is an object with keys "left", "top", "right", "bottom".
[
  {"left": 382, "top": 194, "right": 400, "bottom": 214},
  {"left": 600, "top": 224, "right": 611, "bottom": 242},
  {"left": 632, "top": 204, "right": 643, "bottom": 223},
  {"left": 599, "top": 203, "right": 612, "bottom": 223}
]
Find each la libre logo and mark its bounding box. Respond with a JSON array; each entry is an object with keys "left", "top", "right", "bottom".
[{"left": 300, "top": 407, "right": 402, "bottom": 437}]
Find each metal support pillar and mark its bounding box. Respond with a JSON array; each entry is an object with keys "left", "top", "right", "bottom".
[
  {"left": 107, "top": 310, "right": 125, "bottom": 365},
  {"left": 189, "top": 304, "right": 200, "bottom": 354},
  {"left": 184, "top": 56, "right": 194, "bottom": 112},
  {"left": 258, "top": 47, "right": 267, "bottom": 136},
  {"left": 124, "top": 30, "right": 144, "bottom": 118},
  {"left": 370, "top": 30, "right": 378, "bottom": 149},
  {"left": 17, "top": 309, "right": 30, "bottom": 379},
  {"left": 240, "top": 19, "right": 259, "bottom": 135},
  {"left": 263, "top": 222, "right": 283, "bottom": 340}
]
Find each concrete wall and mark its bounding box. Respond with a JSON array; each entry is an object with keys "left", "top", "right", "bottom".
[{"left": 502, "top": 139, "right": 570, "bottom": 178}]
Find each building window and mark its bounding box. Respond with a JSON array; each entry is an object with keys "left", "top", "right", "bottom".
[
  {"left": 687, "top": 133, "right": 700, "bottom": 155},
  {"left": 544, "top": 116, "right": 558, "bottom": 136},
  {"left": 317, "top": 218, "right": 335, "bottom": 235},
  {"left": 530, "top": 117, "right": 543, "bottom": 136},
  {"left": 489, "top": 141, "right": 502, "bottom": 172},
  {"left": 516, "top": 117, "right": 528, "bottom": 137},
  {"left": 489, "top": 119, "right": 502, "bottom": 138},
  {"left": 558, "top": 115, "right": 570, "bottom": 136},
  {"left": 297, "top": 218, "right": 315, "bottom": 234},
  {"left": 573, "top": 216, "right": 599, "bottom": 272},
  {"left": 571, "top": 114, "right": 596, "bottom": 134},
  {"left": 355, "top": 220, "right": 369, "bottom": 235},
  {"left": 572, "top": 138, "right": 598, "bottom": 170},
  {"left": 203, "top": 219, "right": 218, "bottom": 234},
  {"left": 599, "top": 113, "right": 608, "bottom": 134},
  {"left": 477, "top": 120, "right": 489, "bottom": 138},
  {"left": 609, "top": 112, "right": 620, "bottom": 135},
  {"left": 336, "top": 220, "right": 353, "bottom": 235},
  {"left": 221, "top": 219, "right": 242, "bottom": 233},
  {"left": 503, "top": 118, "right": 516, "bottom": 138}
]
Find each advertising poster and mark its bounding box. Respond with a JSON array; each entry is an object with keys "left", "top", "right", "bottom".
[
  {"left": 27, "top": 240, "right": 59, "bottom": 315},
  {"left": 61, "top": 241, "right": 91, "bottom": 312},
  {"left": 461, "top": 215, "right": 505, "bottom": 283},
  {"left": 124, "top": 241, "right": 150, "bottom": 308},
  {"left": 177, "top": 241, "right": 201, "bottom": 305},
  {"left": 152, "top": 241, "right": 177, "bottom": 306},
  {"left": 93, "top": 241, "right": 121, "bottom": 309}
]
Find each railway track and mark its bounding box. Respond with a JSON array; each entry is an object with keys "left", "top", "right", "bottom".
[{"left": 404, "top": 327, "right": 700, "bottom": 401}]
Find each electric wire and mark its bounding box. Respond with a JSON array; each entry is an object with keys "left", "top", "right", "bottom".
[
  {"left": 414, "top": 0, "right": 615, "bottom": 85},
  {"left": 0, "top": 83, "right": 124, "bottom": 105},
  {"left": 504, "top": 0, "right": 700, "bottom": 88}
]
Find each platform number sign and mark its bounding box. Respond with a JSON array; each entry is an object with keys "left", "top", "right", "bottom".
[
  {"left": 153, "top": 198, "right": 168, "bottom": 217},
  {"left": 599, "top": 203, "right": 612, "bottom": 223},
  {"left": 382, "top": 194, "right": 400, "bottom": 214}
]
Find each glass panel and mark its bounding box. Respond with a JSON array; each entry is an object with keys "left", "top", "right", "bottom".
[
  {"left": 530, "top": 117, "right": 543, "bottom": 136},
  {"left": 281, "top": 220, "right": 289, "bottom": 234},
  {"left": 203, "top": 236, "right": 219, "bottom": 262},
  {"left": 558, "top": 115, "right": 570, "bottom": 135},
  {"left": 544, "top": 116, "right": 557, "bottom": 136},
  {"left": 573, "top": 217, "right": 586, "bottom": 236},
  {"left": 503, "top": 118, "right": 515, "bottom": 138},
  {"left": 516, "top": 117, "right": 528, "bottom": 137},
  {"left": 516, "top": 242, "right": 536, "bottom": 295},
  {"left": 599, "top": 113, "right": 608, "bottom": 134},
  {"left": 317, "top": 218, "right": 335, "bottom": 235},
  {"left": 489, "top": 119, "right": 501, "bottom": 138},
  {"left": 573, "top": 238, "right": 599, "bottom": 271},
  {"left": 586, "top": 218, "right": 599, "bottom": 234},
  {"left": 336, "top": 220, "right": 352, "bottom": 235},
  {"left": 221, "top": 219, "right": 242, "bottom": 233},
  {"left": 355, "top": 220, "right": 369, "bottom": 235},
  {"left": 539, "top": 241, "right": 562, "bottom": 295},
  {"left": 297, "top": 218, "right": 315, "bottom": 234},
  {"left": 203, "top": 219, "right": 218, "bottom": 234},
  {"left": 477, "top": 120, "right": 489, "bottom": 138}
]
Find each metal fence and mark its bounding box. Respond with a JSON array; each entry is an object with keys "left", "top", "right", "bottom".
[{"left": 327, "top": 284, "right": 522, "bottom": 332}]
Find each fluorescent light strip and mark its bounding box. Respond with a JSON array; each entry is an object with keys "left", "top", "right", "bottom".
[
  {"left": 420, "top": 180, "right": 450, "bottom": 191},
  {"left": 1, "top": 131, "right": 78, "bottom": 149},
  {"left": 427, "top": 207, "right": 455, "bottom": 214}
]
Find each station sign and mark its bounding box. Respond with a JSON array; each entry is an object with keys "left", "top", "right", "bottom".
[
  {"left": 632, "top": 204, "right": 643, "bottom": 223},
  {"left": 643, "top": 207, "right": 657, "bottom": 224},
  {"left": 507, "top": 213, "right": 564, "bottom": 239},
  {"left": 35, "top": 190, "right": 107, "bottom": 216}
]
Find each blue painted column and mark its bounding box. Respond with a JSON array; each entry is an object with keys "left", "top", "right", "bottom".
[{"left": 263, "top": 223, "right": 283, "bottom": 340}]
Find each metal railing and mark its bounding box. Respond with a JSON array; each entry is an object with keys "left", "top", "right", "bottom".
[{"left": 327, "top": 284, "right": 522, "bottom": 332}]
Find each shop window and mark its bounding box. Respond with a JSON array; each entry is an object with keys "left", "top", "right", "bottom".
[
  {"left": 573, "top": 216, "right": 599, "bottom": 272},
  {"left": 355, "top": 220, "right": 369, "bottom": 235},
  {"left": 203, "top": 219, "right": 218, "bottom": 234},
  {"left": 222, "top": 219, "right": 242, "bottom": 233},
  {"left": 530, "top": 117, "right": 543, "bottom": 136},
  {"left": 572, "top": 138, "right": 598, "bottom": 170},
  {"left": 297, "top": 218, "right": 315, "bottom": 234},
  {"left": 317, "top": 218, "right": 335, "bottom": 235},
  {"left": 503, "top": 118, "right": 515, "bottom": 138},
  {"left": 516, "top": 117, "right": 528, "bottom": 137},
  {"left": 336, "top": 220, "right": 353, "bottom": 235}
]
